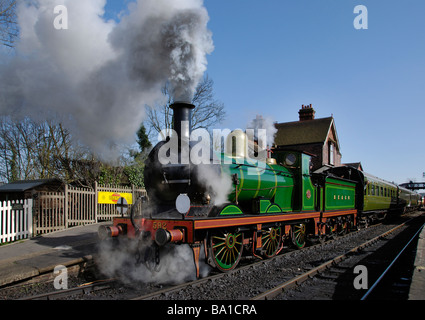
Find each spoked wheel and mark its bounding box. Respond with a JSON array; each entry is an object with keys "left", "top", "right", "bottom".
[
  {"left": 261, "top": 226, "right": 282, "bottom": 258},
  {"left": 292, "top": 223, "right": 307, "bottom": 249},
  {"left": 208, "top": 230, "right": 244, "bottom": 272}
]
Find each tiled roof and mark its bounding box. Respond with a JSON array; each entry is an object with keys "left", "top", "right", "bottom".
[{"left": 275, "top": 117, "right": 334, "bottom": 146}]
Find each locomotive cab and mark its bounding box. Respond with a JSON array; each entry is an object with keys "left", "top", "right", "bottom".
[{"left": 271, "top": 149, "right": 316, "bottom": 211}]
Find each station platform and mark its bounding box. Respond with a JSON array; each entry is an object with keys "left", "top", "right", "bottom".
[
  {"left": 0, "top": 222, "right": 108, "bottom": 287},
  {"left": 409, "top": 225, "right": 425, "bottom": 300}
]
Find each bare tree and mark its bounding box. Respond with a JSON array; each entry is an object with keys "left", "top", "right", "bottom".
[
  {"left": 0, "top": 116, "right": 95, "bottom": 184},
  {"left": 0, "top": 0, "right": 18, "bottom": 48},
  {"left": 0, "top": 116, "right": 146, "bottom": 187},
  {"left": 146, "top": 74, "right": 226, "bottom": 142}
]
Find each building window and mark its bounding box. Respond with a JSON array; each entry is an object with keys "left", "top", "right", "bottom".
[{"left": 329, "top": 142, "right": 334, "bottom": 165}]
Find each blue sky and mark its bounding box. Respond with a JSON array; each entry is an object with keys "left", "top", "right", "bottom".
[{"left": 105, "top": 0, "right": 425, "bottom": 185}]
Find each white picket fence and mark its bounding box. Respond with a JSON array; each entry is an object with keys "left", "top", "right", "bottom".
[{"left": 0, "top": 199, "right": 33, "bottom": 244}]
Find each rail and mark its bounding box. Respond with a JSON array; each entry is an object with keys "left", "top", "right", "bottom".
[
  {"left": 20, "top": 279, "right": 117, "bottom": 300},
  {"left": 361, "top": 222, "right": 425, "bottom": 300},
  {"left": 250, "top": 217, "right": 424, "bottom": 300},
  {"left": 131, "top": 221, "right": 390, "bottom": 300}
]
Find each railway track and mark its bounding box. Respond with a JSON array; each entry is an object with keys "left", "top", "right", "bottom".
[
  {"left": 361, "top": 220, "right": 424, "bottom": 300},
  {"left": 19, "top": 278, "right": 117, "bottom": 300},
  {"left": 253, "top": 214, "right": 425, "bottom": 300},
  {"left": 132, "top": 212, "right": 425, "bottom": 300},
  {"left": 13, "top": 211, "right": 424, "bottom": 300}
]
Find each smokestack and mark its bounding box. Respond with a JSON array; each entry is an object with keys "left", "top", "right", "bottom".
[
  {"left": 171, "top": 102, "right": 195, "bottom": 141},
  {"left": 171, "top": 102, "right": 195, "bottom": 164},
  {"left": 298, "top": 104, "right": 316, "bottom": 121}
]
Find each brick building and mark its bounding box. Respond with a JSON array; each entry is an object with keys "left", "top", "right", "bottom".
[{"left": 274, "top": 104, "right": 342, "bottom": 172}]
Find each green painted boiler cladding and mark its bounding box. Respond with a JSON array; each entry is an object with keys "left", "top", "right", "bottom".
[
  {"left": 221, "top": 154, "right": 295, "bottom": 214},
  {"left": 215, "top": 143, "right": 357, "bottom": 216}
]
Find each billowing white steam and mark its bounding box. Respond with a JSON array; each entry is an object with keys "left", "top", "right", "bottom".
[
  {"left": 0, "top": 0, "right": 213, "bottom": 157},
  {"left": 194, "top": 164, "right": 233, "bottom": 206},
  {"left": 246, "top": 115, "right": 277, "bottom": 148},
  {"left": 97, "top": 239, "right": 211, "bottom": 285},
  {"left": 245, "top": 115, "right": 277, "bottom": 161}
]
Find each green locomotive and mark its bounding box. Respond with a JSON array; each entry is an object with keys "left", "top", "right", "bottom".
[{"left": 101, "top": 102, "right": 421, "bottom": 276}]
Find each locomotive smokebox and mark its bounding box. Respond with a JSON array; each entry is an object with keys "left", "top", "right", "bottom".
[{"left": 143, "top": 102, "right": 197, "bottom": 208}]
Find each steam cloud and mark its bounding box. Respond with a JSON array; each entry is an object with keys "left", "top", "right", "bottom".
[
  {"left": 0, "top": 0, "right": 213, "bottom": 157},
  {"left": 194, "top": 164, "right": 233, "bottom": 206},
  {"left": 246, "top": 115, "right": 277, "bottom": 148},
  {"left": 97, "top": 239, "right": 211, "bottom": 285}
]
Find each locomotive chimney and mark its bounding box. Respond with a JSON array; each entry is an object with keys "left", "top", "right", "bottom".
[
  {"left": 170, "top": 102, "right": 195, "bottom": 163},
  {"left": 171, "top": 102, "right": 195, "bottom": 141},
  {"left": 298, "top": 104, "right": 316, "bottom": 121}
]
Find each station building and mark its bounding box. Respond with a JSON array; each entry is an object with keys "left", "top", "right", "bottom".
[{"left": 274, "top": 104, "right": 342, "bottom": 173}]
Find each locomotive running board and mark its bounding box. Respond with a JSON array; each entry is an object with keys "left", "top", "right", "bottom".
[{"left": 192, "top": 210, "right": 357, "bottom": 230}]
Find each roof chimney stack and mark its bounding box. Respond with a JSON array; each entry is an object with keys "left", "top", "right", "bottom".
[{"left": 298, "top": 104, "right": 315, "bottom": 121}]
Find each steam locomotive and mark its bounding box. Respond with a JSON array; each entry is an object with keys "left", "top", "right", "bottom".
[{"left": 99, "top": 102, "right": 422, "bottom": 276}]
